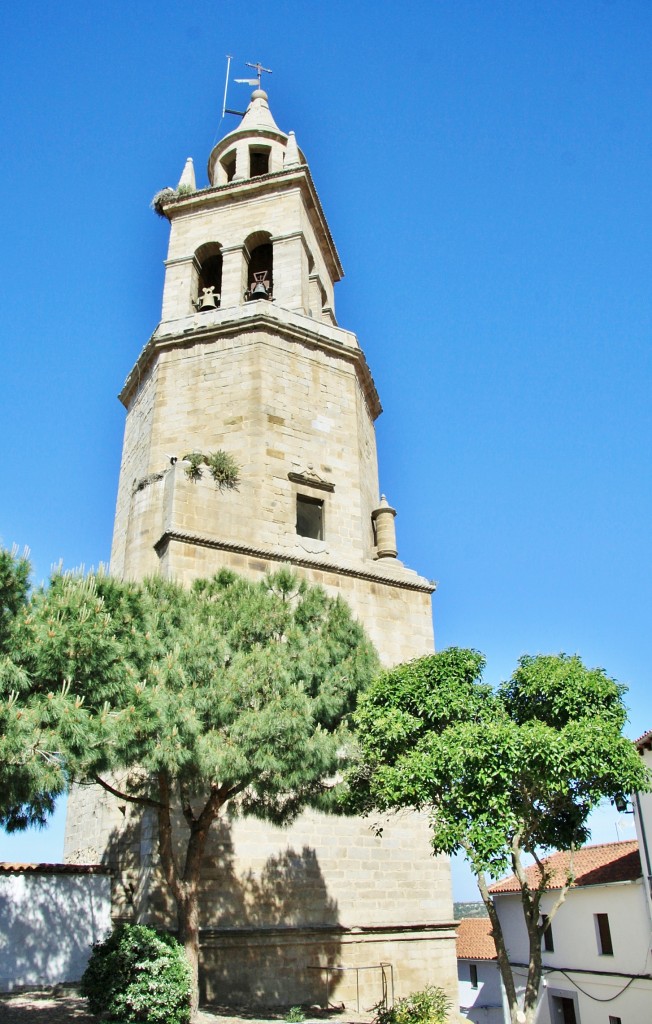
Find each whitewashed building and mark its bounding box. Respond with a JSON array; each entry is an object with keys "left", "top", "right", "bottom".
[
  {"left": 489, "top": 839, "right": 652, "bottom": 1024},
  {"left": 456, "top": 917, "right": 502, "bottom": 1023}
]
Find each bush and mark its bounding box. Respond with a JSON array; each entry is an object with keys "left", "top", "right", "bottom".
[
  {"left": 374, "top": 986, "right": 451, "bottom": 1024},
  {"left": 81, "top": 923, "right": 192, "bottom": 1024}
]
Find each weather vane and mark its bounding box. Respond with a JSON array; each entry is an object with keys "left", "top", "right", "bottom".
[{"left": 222, "top": 56, "right": 273, "bottom": 119}]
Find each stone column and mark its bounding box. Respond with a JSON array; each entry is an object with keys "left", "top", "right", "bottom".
[{"left": 220, "top": 244, "right": 248, "bottom": 308}]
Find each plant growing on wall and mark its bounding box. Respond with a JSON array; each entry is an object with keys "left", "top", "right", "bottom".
[
  {"left": 3, "top": 556, "right": 379, "bottom": 1019},
  {"left": 345, "top": 648, "right": 650, "bottom": 1024},
  {"left": 181, "top": 450, "right": 239, "bottom": 489}
]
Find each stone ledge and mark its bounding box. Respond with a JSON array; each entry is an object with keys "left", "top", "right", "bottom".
[{"left": 154, "top": 530, "right": 437, "bottom": 594}]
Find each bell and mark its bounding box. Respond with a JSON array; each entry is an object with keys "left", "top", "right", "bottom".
[
  {"left": 251, "top": 280, "right": 269, "bottom": 298},
  {"left": 197, "top": 287, "right": 219, "bottom": 311}
]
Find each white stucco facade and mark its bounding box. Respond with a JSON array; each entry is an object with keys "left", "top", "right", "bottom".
[
  {"left": 494, "top": 870, "right": 652, "bottom": 1023},
  {"left": 0, "top": 866, "right": 111, "bottom": 991},
  {"left": 458, "top": 957, "right": 503, "bottom": 1023}
]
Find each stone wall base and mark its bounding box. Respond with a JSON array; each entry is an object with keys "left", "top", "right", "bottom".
[{"left": 199, "top": 925, "right": 458, "bottom": 1010}]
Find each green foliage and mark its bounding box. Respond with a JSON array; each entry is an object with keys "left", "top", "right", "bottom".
[
  {"left": 374, "top": 987, "right": 450, "bottom": 1024},
  {"left": 347, "top": 649, "right": 650, "bottom": 876},
  {"left": 206, "top": 449, "right": 240, "bottom": 489},
  {"left": 181, "top": 450, "right": 239, "bottom": 488},
  {"left": 284, "top": 1007, "right": 306, "bottom": 1022},
  {"left": 81, "top": 923, "right": 191, "bottom": 1024},
  {"left": 9, "top": 566, "right": 377, "bottom": 810},
  {"left": 182, "top": 451, "right": 205, "bottom": 481},
  {"left": 0, "top": 546, "right": 65, "bottom": 830},
  {"left": 0, "top": 546, "right": 30, "bottom": 653}
]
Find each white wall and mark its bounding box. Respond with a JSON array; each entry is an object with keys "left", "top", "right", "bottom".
[
  {"left": 634, "top": 746, "right": 652, "bottom": 926},
  {"left": 458, "top": 958, "right": 503, "bottom": 1024},
  {"left": 0, "top": 870, "right": 111, "bottom": 991},
  {"left": 495, "top": 881, "right": 652, "bottom": 1024}
]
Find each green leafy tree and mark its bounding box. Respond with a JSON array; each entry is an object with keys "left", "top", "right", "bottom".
[
  {"left": 6, "top": 561, "right": 378, "bottom": 1016},
  {"left": 345, "top": 648, "right": 650, "bottom": 1024},
  {"left": 0, "top": 546, "right": 67, "bottom": 830}
]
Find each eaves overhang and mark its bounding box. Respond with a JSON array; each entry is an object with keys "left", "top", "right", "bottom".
[{"left": 160, "top": 165, "right": 344, "bottom": 283}]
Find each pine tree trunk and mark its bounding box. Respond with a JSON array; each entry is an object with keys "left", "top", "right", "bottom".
[{"left": 177, "top": 890, "right": 201, "bottom": 1018}]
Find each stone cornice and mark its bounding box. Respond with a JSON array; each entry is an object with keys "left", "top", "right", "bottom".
[
  {"left": 154, "top": 529, "right": 437, "bottom": 594},
  {"left": 119, "top": 307, "right": 382, "bottom": 421},
  {"left": 160, "top": 165, "right": 343, "bottom": 283}
]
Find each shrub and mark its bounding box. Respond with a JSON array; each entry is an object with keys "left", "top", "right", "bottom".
[
  {"left": 285, "top": 1008, "right": 306, "bottom": 1023},
  {"left": 81, "top": 923, "right": 192, "bottom": 1024},
  {"left": 374, "top": 986, "right": 451, "bottom": 1024}
]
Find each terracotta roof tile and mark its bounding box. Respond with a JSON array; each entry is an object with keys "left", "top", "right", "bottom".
[
  {"left": 488, "top": 840, "right": 640, "bottom": 894},
  {"left": 635, "top": 729, "right": 652, "bottom": 751},
  {"left": 456, "top": 918, "right": 497, "bottom": 961},
  {"left": 0, "top": 862, "right": 111, "bottom": 875}
]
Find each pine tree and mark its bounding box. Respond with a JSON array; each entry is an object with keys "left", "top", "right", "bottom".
[{"left": 4, "top": 558, "right": 379, "bottom": 1015}]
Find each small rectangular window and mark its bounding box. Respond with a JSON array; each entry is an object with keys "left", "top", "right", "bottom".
[
  {"left": 595, "top": 913, "right": 613, "bottom": 955},
  {"left": 608, "top": 1016, "right": 622, "bottom": 1024},
  {"left": 250, "top": 148, "right": 270, "bottom": 177},
  {"left": 296, "top": 495, "right": 324, "bottom": 540},
  {"left": 542, "top": 914, "right": 554, "bottom": 952},
  {"left": 469, "top": 963, "right": 478, "bottom": 989}
]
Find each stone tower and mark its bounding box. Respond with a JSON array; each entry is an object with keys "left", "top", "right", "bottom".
[{"left": 65, "top": 87, "right": 457, "bottom": 1007}]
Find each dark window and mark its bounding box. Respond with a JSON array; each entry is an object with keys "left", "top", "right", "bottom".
[
  {"left": 250, "top": 147, "right": 270, "bottom": 177},
  {"left": 609, "top": 1017, "right": 622, "bottom": 1024},
  {"left": 542, "top": 914, "right": 555, "bottom": 952},
  {"left": 469, "top": 964, "right": 478, "bottom": 989},
  {"left": 552, "top": 997, "right": 577, "bottom": 1024},
  {"left": 296, "top": 495, "right": 323, "bottom": 540},
  {"left": 222, "top": 151, "right": 236, "bottom": 182},
  {"left": 596, "top": 913, "right": 613, "bottom": 955}
]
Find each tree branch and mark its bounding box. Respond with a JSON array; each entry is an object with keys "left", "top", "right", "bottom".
[{"left": 94, "top": 774, "right": 162, "bottom": 810}]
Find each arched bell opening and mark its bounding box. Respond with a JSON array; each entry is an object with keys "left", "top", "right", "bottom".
[
  {"left": 244, "top": 232, "right": 273, "bottom": 302},
  {"left": 193, "top": 243, "right": 223, "bottom": 312}
]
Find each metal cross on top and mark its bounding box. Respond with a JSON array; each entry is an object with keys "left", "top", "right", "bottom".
[{"left": 245, "top": 61, "right": 272, "bottom": 88}]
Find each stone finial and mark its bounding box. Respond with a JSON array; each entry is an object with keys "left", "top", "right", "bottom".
[
  {"left": 284, "top": 131, "right": 300, "bottom": 169},
  {"left": 177, "top": 157, "right": 196, "bottom": 191},
  {"left": 371, "top": 494, "right": 398, "bottom": 559}
]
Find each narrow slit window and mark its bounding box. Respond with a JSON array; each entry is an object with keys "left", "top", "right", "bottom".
[
  {"left": 595, "top": 913, "right": 613, "bottom": 955},
  {"left": 542, "top": 914, "right": 554, "bottom": 952},
  {"left": 469, "top": 964, "right": 478, "bottom": 989},
  {"left": 296, "top": 495, "right": 323, "bottom": 540}
]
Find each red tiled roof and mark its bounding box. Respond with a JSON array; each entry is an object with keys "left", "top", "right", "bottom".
[
  {"left": 0, "top": 862, "right": 111, "bottom": 875},
  {"left": 456, "top": 918, "right": 497, "bottom": 961},
  {"left": 635, "top": 729, "right": 652, "bottom": 752},
  {"left": 489, "top": 840, "right": 640, "bottom": 894}
]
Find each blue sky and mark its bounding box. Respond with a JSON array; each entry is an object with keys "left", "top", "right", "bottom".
[{"left": 0, "top": 2, "right": 650, "bottom": 898}]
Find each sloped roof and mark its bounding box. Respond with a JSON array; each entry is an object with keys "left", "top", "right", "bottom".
[
  {"left": 456, "top": 918, "right": 497, "bottom": 961},
  {"left": 635, "top": 729, "right": 652, "bottom": 752},
  {"left": 0, "top": 862, "right": 111, "bottom": 875},
  {"left": 489, "top": 840, "right": 640, "bottom": 894}
]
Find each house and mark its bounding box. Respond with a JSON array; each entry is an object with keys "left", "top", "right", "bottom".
[
  {"left": 489, "top": 840, "right": 652, "bottom": 1023},
  {"left": 456, "top": 917, "right": 502, "bottom": 1023}
]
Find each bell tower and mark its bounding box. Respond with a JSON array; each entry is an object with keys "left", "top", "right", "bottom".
[{"left": 68, "top": 85, "right": 457, "bottom": 1006}]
